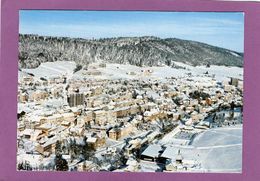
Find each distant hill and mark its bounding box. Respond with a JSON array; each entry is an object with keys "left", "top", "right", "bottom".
[{"left": 19, "top": 34, "right": 243, "bottom": 69}]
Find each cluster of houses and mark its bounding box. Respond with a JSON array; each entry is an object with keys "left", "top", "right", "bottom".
[{"left": 17, "top": 64, "right": 243, "bottom": 172}]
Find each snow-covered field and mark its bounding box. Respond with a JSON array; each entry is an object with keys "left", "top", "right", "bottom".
[
  {"left": 192, "top": 126, "right": 242, "bottom": 147},
  {"left": 157, "top": 125, "right": 242, "bottom": 173},
  {"left": 192, "top": 125, "right": 242, "bottom": 172},
  {"left": 97, "top": 62, "right": 243, "bottom": 82},
  {"left": 20, "top": 61, "right": 243, "bottom": 83},
  {"left": 21, "top": 61, "right": 76, "bottom": 79}
]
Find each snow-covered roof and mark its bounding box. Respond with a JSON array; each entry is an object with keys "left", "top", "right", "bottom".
[
  {"left": 161, "top": 146, "right": 199, "bottom": 161},
  {"left": 87, "top": 137, "right": 97, "bottom": 143},
  {"left": 126, "top": 158, "right": 138, "bottom": 166},
  {"left": 47, "top": 114, "right": 62, "bottom": 120},
  {"left": 42, "top": 137, "right": 58, "bottom": 147},
  {"left": 75, "top": 137, "right": 84, "bottom": 145},
  {"left": 37, "top": 123, "right": 53, "bottom": 130},
  {"left": 18, "top": 104, "right": 32, "bottom": 113},
  {"left": 22, "top": 129, "right": 34, "bottom": 136},
  {"left": 141, "top": 144, "right": 162, "bottom": 158}
]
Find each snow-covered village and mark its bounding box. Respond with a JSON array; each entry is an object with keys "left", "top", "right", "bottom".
[
  {"left": 17, "top": 60, "right": 243, "bottom": 172},
  {"left": 17, "top": 11, "right": 244, "bottom": 173}
]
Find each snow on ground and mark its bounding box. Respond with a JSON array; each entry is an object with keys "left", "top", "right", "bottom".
[
  {"left": 17, "top": 153, "right": 43, "bottom": 168},
  {"left": 18, "top": 70, "right": 30, "bottom": 79},
  {"left": 174, "top": 62, "right": 243, "bottom": 81},
  {"left": 21, "top": 61, "right": 243, "bottom": 83},
  {"left": 22, "top": 61, "right": 76, "bottom": 78},
  {"left": 89, "top": 62, "right": 242, "bottom": 82},
  {"left": 158, "top": 125, "right": 242, "bottom": 172},
  {"left": 199, "top": 145, "right": 242, "bottom": 172},
  {"left": 191, "top": 125, "right": 242, "bottom": 172},
  {"left": 192, "top": 126, "right": 242, "bottom": 147}
]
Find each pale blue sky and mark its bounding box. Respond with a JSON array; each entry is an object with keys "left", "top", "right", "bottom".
[{"left": 19, "top": 10, "right": 244, "bottom": 52}]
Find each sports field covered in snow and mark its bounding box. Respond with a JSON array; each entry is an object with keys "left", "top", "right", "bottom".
[
  {"left": 157, "top": 125, "right": 242, "bottom": 173},
  {"left": 192, "top": 125, "right": 242, "bottom": 172}
]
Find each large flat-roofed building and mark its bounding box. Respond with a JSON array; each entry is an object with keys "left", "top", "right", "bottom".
[{"left": 67, "top": 93, "right": 84, "bottom": 107}]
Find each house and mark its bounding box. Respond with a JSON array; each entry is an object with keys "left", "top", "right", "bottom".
[
  {"left": 76, "top": 160, "right": 97, "bottom": 171},
  {"left": 141, "top": 69, "right": 153, "bottom": 76},
  {"left": 94, "top": 110, "right": 107, "bottom": 125},
  {"left": 114, "top": 107, "right": 130, "bottom": 118},
  {"left": 35, "top": 123, "right": 53, "bottom": 136},
  {"left": 61, "top": 120, "right": 71, "bottom": 127},
  {"left": 95, "top": 133, "right": 106, "bottom": 147},
  {"left": 21, "top": 129, "right": 34, "bottom": 139},
  {"left": 92, "top": 86, "right": 103, "bottom": 95},
  {"left": 120, "top": 123, "right": 134, "bottom": 138},
  {"left": 18, "top": 92, "right": 29, "bottom": 103},
  {"left": 36, "top": 137, "right": 58, "bottom": 154},
  {"left": 230, "top": 77, "right": 239, "bottom": 87},
  {"left": 143, "top": 109, "right": 166, "bottom": 122},
  {"left": 83, "top": 111, "right": 93, "bottom": 124},
  {"left": 127, "top": 72, "right": 136, "bottom": 76},
  {"left": 31, "top": 90, "right": 48, "bottom": 101},
  {"left": 87, "top": 137, "right": 98, "bottom": 148},
  {"left": 108, "top": 128, "right": 121, "bottom": 140},
  {"left": 85, "top": 70, "right": 102, "bottom": 76},
  {"left": 69, "top": 126, "right": 84, "bottom": 136},
  {"left": 107, "top": 110, "right": 117, "bottom": 124},
  {"left": 125, "top": 139, "right": 142, "bottom": 155},
  {"left": 129, "top": 105, "right": 140, "bottom": 115},
  {"left": 62, "top": 112, "right": 75, "bottom": 122}
]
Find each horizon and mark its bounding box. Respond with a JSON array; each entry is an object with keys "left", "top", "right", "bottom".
[{"left": 19, "top": 11, "right": 244, "bottom": 52}]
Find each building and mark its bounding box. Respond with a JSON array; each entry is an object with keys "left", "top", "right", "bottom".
[
  {"left": 67, "top": 93, "right": 84, "bottom": 107},
  {"left": 108, "top": 128, "right": 121, "bottom": 140},
  {"left": 31, "top": 90, "right": 48, "bottom": 101},
  {"left": 36, "top": 137, "right": 58, "bottom": 154},
  {"left": 140, "top": 144, "right": 163, "bottom": 162},
  {"left": 230, "top": 77, "right": 239, "bottom": 87},
  {"left": 120, "top": 123, "right": 134, "bottom": 138},
  {"left": 83, "top": 111, "right": 94, "bottom": 124},
  {"left": 18, "top": 92, "right": 29, "bottom": 103}
]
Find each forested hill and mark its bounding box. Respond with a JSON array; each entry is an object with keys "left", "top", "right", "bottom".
[{"left": 19, "top": 34, "right": 243, "bottom": 69}]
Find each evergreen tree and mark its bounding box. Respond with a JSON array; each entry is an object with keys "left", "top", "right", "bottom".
[
  {"left": 83, "top": 136, "right": 95, "bottom": 160},
  {"left": 55, "top": 140, "right": 62, "bottom": 156},
  {"left": 55, "top": 154, "right": 69, "bottom": 171}
]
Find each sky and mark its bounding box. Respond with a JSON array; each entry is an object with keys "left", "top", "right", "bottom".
[{"left": 19, "top": 10, "right": 244, "bottom": 52}]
